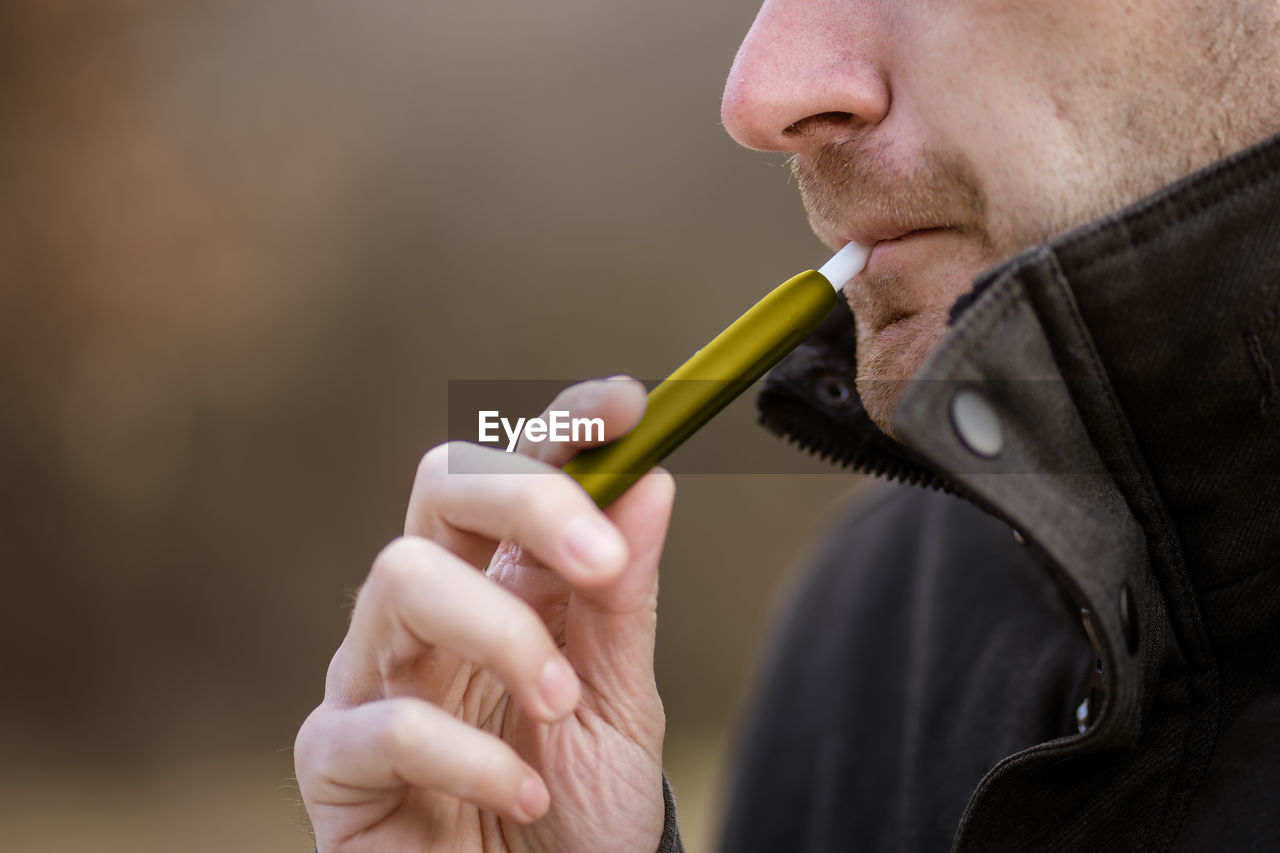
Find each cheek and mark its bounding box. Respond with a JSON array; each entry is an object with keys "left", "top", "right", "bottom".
[{"left": 892, "top": 1, "right": 1118, "bottom": 254}]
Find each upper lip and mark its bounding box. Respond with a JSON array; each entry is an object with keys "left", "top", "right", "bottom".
[{"left": 831, "top": 223, "right": 948, "bottom": 249}]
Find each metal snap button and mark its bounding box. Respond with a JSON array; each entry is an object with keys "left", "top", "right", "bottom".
[
  {"left": 1076, "top": 696, "right": 1090, "bottom": 733},
  {"left": 813, "top": 369, "right": 854, "bottom": 409},
  {"left": 949, "top": 389, "right": 1004, "bottom": 457}
]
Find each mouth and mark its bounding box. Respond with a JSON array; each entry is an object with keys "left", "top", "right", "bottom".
[
  {"left": 835, "top": 226, "right": 957, "bottom": 335},
  {"left": 857, "top": 226, "right": 953, "bottom": 277},
  {"left": 839, "top": 224, "right": 951, "bottom": 248}
]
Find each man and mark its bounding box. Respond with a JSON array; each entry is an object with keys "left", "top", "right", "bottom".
[{"left": 295, "top": 0, "right": 1280, "bottom": 850}]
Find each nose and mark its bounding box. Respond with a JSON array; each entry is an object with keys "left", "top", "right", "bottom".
[{"left": 721, "top": 1, "right": 889, "bottom": 153}]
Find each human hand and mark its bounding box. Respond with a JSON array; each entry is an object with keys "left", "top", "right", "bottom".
[{"left": 295, "top": 376, "right": 675, "bottom": 852}]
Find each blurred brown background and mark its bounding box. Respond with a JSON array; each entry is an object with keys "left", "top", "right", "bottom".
[{"left": 0, "top": 2, "right": 866, "bottom": 850}]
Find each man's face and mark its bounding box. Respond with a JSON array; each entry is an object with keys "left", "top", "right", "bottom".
[{"left": 722, "top": 0, "right": 1274, "bottom": 434}]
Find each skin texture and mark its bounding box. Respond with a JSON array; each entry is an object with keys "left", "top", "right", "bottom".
[
  {"left": 296, "top": 1, "right": 1280, "bottom": 849},
  {"left": 296, "top": 377, "right": 673, "bottom": 852},
  {"left": 721, "top": 0, "right": 1280, "bottom": 434}
]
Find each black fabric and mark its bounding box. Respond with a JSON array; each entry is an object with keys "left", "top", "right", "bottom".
[
  {"left": 720, "top": 130, "right": 1280, "bottom": 852},
  {"left": 659, "top": 772, "right": 683, "bottom": 852},
  {"left": 1053, "top": 135, "right": 1280, "bottom": 591},
  {"left": 755, "top": 300, "right": 941, "bottom": 489},
  {"left": 720, "top": 485, "right": 1091, "bottom": 852}
]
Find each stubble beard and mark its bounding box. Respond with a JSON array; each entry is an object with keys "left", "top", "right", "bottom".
[
  {"left": 792, "top": 142, "right": 1003, "bottom": 438},
  {"left": 791, "top": 2, "right": 1280, "bottom": 440}
]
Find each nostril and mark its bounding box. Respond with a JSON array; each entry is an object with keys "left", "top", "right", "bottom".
[{"left": 784, "top": 111, "right": 856, "bottom": 137}]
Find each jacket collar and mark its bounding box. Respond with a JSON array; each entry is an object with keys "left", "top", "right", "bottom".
[
  {"left": 758, "top": 129, "right": 1280, "bottom": 756},
  {"left": 760, "top": 129, "right": 1280, "bottom": 593}
]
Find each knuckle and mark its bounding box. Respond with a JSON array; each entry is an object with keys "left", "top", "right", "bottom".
[
  {"left": 557, "top": 381, "right": 603, "bottom": 421},
  {"left": 416, "top": 443, "right": 454, "bottom": 484},
  {"left": 380, "top": 701, "right": 428, "bottom": 756},
  {"left": 549, "top": 381, "right": 583, "bottom": 411},
  {"left": 294, "top": 707, "right": 342, "bottom": 788},
  {"left": 507, "top": 477, "right": 549, "bottom": 523},
  {"left": 293, "top": 710, "right": 325, "bottom": 769},
  {"left": 518, "top": 470, "right": 580, "bottom": 521},
  {"left": 367, "top": 537, "right": 430, "bottom": 598}
]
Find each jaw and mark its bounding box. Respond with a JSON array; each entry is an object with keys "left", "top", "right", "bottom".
[{"left": 853, "top": 308, "right": 950, "bottom": 438}]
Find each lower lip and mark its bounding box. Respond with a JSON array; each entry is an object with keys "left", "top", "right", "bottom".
[{"left": 865, "top": 229, "right": 941, "bottom": 272}]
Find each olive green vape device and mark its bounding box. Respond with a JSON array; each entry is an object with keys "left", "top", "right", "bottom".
[{"left": 562, "top": 241, "right": 870, "bottom": 507}]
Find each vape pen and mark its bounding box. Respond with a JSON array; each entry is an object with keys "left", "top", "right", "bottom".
[{"left": 563, "top": 241, "right": 870, "bottom": 507}]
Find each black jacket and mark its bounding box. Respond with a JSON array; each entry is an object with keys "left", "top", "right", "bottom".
[{"left": 689, "top": 132, "right": 1280, "bottom": 852}]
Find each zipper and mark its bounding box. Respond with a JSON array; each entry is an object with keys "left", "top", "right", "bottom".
[
  {"left": 754, "top": 357, "right": 1010, "bottom": 525},
  {"left": 753, "top": 294, "right": 1005, "bottom": 514},
  {"left": 758, "top": 398, "right": 949, "bottom": 488},
  {"left": 755, "top": 368, "right": 955, "bottom": 491}
]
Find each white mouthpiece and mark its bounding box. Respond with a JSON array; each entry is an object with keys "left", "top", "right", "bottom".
[{"left": 817, "top": 241, "right": 872, "bottom": 289}]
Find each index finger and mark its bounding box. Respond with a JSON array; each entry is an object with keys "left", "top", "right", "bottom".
[
  {"left": 514, "top": 375, "right": 648, "bottom": 466},
  {"left": 409, "top": 441, "right": 630, "bottom": 585}
]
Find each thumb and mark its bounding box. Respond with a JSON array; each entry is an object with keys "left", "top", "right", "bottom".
[{"left": 562, "top": 466, "right": 675, "bottom": 725}]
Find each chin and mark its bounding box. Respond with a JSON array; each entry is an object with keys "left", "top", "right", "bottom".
[
  {"left": 855, "top": 311, "right": 949, "bottom": 439},
  {"left": 856, "top": 377, "right": 909, "bottom": 439}
]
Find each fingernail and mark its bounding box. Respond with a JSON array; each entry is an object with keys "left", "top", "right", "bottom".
[
  {"left": 539, "top": 656, "right": 579, "bottom": 718},
  {"left": 519, "top": 772, "right": 550, "bottom": 820},
  {"left": 563, "top": 516, "right": 626, "bottom": 574}
]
